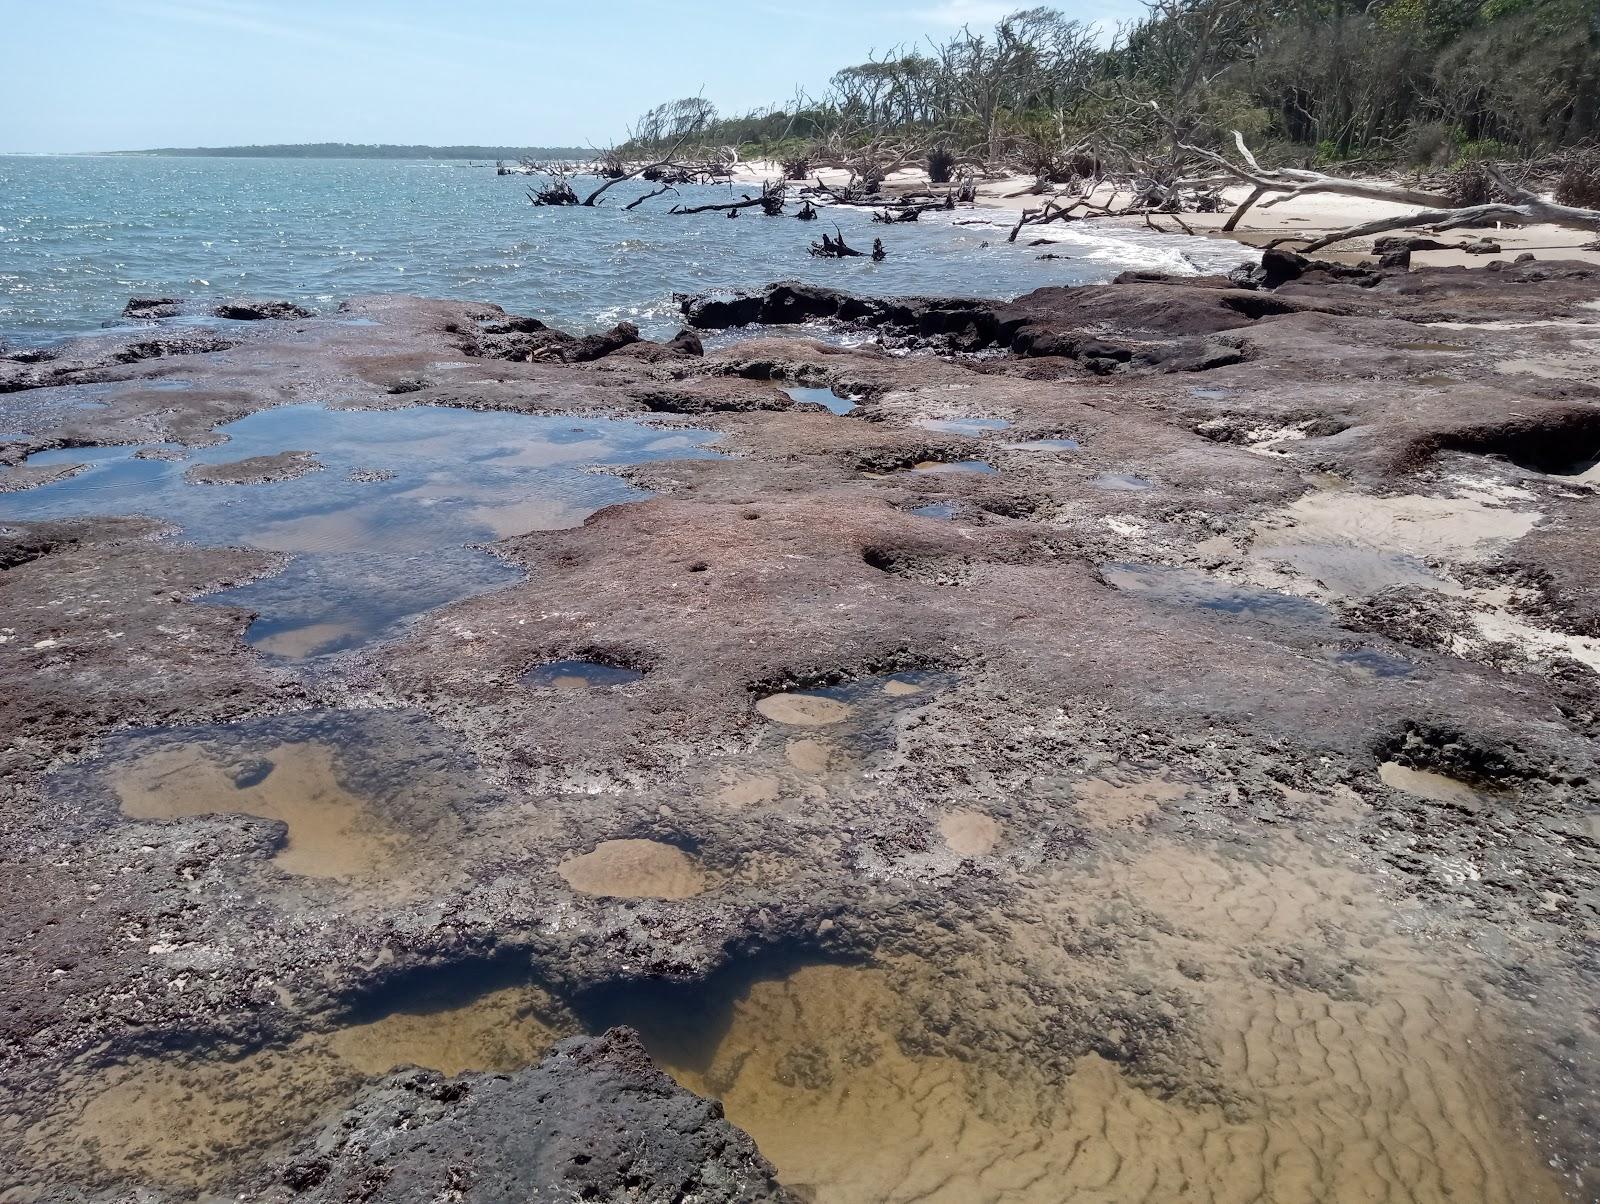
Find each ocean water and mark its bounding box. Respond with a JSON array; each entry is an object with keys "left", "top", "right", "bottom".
[{"left": 0, "top": 155, "right": 1250, "bottom": 347}]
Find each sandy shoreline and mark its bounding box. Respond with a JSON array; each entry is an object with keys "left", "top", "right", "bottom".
[{"left": 728, "top": 158, "right": 1600, "bottom": 270}]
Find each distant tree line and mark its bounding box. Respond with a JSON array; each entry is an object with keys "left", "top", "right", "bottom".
[
  {"left": 622, "top": 0, "right": 1599, "bottom": 167},
  {"left": 128, "top": 143, "right": 589, "bottom": 160}
]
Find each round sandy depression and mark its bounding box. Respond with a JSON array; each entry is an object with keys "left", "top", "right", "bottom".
[
  {"left": 755, "top": 692, "right": 852, "bottom": 726},
  {"left": 939, "top": 810, "right": 1000, "bottom": 856},
  {"left": 557, "top": 839, "right": 707, "bottom": 899}
]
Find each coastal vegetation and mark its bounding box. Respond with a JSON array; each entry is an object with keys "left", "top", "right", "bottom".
[
  {"left": 622, "top": 0, "right": 1598, "bottom": 168},
  {"left": 586, "top": 0, "right": 1600, "bottom": 248}
]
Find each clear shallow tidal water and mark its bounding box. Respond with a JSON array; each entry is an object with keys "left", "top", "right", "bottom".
[
  {"left": 0, "top": 404, "right": 721, "bottom": 657},
  {"left": 0, "top": 155, "right": 1249, "bottom": 346}
]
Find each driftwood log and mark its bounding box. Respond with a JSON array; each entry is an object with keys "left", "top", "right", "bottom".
[
  {"left": 810, "top": 227, "right": 865, "bottom": 257},
  {"left": 1184, "top": 132, "right": 1600, "bottom": 248},
  {"left": 669, "top": 181, "right": 786, "bottom": 217},
  {"left": 1296, "top": 193, "right": 1600, "bottom": 252}
]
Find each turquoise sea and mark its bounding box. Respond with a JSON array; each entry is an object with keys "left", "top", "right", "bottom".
[{"left": 0, "top": 155, "right": 1249, "bottom": 347}]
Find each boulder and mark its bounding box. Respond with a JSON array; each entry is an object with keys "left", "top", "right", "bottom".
[
  {"left": 263, "top": 1028, "right": 798, "bottom": 1204},
  {"left": 214, "top": 299, "right": 314, "bottom": 321},
  {"left": 123, "top": 297, "right": 183, "bottom": 320},
  {"left": 666, "top": 328, "right": 705, "bottom": 356},
  {"left": 1260, "top": 248, "right": 1311, "bottom": 289}
]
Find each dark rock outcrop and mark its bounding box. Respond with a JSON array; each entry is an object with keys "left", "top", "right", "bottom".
[
  {"left": 123, "top": 297, "right": 183, "bottom": 319},
  {"left": 215, "top": 299, "right": 315, "bottom": 321},
  {"left": 265, "top": 1029, "right": 798, "bottom": 1204},
  {"left": 666, "top": 328, "right": 705, "bottom": 356},
  {"left": 567, "top": 320, "right": 643, "bottom": 362}
]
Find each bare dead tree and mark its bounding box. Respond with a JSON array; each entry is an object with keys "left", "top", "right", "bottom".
[
  {"left": 580, "top": 126, "right": 704, "bottom": 206},
  {"left": 527, "top": 167, "right": 581, "bottom": 206}
]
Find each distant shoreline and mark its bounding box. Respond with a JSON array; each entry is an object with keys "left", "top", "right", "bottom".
[{"left": 111, "top": 143, "right": 588, "bottom": 160}]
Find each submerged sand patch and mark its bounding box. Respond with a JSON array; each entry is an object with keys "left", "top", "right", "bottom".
[
  {"left": 112, "top": 740, "right": 408, "bottom": 878},
  {"left": 756, "top": 692, "right": 854, "bottom": 726},
  {"left": 938, "top": 810, "right": 1000, "bottom": 856},
  {"left": 249, "top": 620, "right": 366, "bottom": 659},
  {"left": 1071, "top": 770, "right": 1191, "bottom": 830},
  {"left": 28, "top": 982, "right": 563, "bottom": 1190},
  {"left": 646, "top": 867, "right": 1559, "bottom": 1204},
  {"left": 714, "top": 773, "right": 781, "bottom": 808},
  {"left": 1379, "top": 760, "right": 1492, "bottom": 806},
  {"left": 558, "top": 838, "right": 707, "bottom": 899},
  {"left": 1241, "top": 485, "right": 1541, "bottom": 610},
  {"left": 785, "top": 738, "right": 842, "bottom": 773}
]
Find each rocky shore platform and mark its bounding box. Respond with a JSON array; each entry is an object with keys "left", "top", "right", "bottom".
[{"left": 2, "top": 254, "right": 1597, "bottom": 1202}]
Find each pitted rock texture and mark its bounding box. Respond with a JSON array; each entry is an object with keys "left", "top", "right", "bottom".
[
  {"left": 3, "top": 264, "right": 1598, "bottom": 1201},
  {"left": 263, "top": 1029, "right": 797, "bottom": 1204}
]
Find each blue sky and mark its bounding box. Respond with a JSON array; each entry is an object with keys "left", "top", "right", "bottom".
[{"left": 0, "top": 0, "right": 1142, "bottom": 152}]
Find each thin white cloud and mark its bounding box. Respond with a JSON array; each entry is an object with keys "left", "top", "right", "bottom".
[
  {"left": 137, "top": 0, "right": 549, "bottom": 60},
  {"left": 911, "top": 0, "right": 1022, "bottom": 26},
  {"left": 139, "top": 0, "right": 350, "bottom": 49}
]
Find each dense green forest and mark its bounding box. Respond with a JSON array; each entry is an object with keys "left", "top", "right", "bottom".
[
  {"left": 626, "top": 0, "right": 1599, "bottom": 168},
  {"left": 125, "top": 143, "right": 587, "bottom": 160}
]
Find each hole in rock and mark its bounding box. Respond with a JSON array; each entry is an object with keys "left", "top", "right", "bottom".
[
  {"left": 784, "top": 386, "right": 858, "bottom": 415},
  {"left": 1101, "top": 562, "right": 1333, "bottom": 625},
  {"left": 1437, "top": 411, "right": 1600, "bottom": 476},
  {"left": 909, "top": 500, "right": 959, "bottom": 520},
  {"left": 1091, "top": 472, "right": 1155, "bottom": 491},
  {"left": 912, "top": 417, "right": 1011, "bottom": 436},
  {"left": 909, "top": 460, "right": 996, "bottom": 475},
  {"left": 1378, "top": 761, "right": 1496, "bottom": 808},
  {"left": 754, "top": 671, "right": 952, "bottom": 761},
  {"left": 1220, "top": 294, "right": 1300, "bottom": 320},
  {"left": 1001, "top": 437, "right": 1080, "bottom": 452},
  {"left": 523, "top": 659, "right": 644, "bottom": 689}
]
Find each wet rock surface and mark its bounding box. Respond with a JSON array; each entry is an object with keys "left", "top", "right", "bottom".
[
  {"left": 2, "top": 266, "right": 1598, "bottom": 1201},
  {"left": 262, "top": 1028, "right": 796, "bottom": 1204},
  {"left": 183, "top": 449, "right": 323, "bottom": 485}
]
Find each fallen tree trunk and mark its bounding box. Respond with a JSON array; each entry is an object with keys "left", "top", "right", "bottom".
[
  {"left": 1173, "top": 126, "right": 1600, "bottom": 246},
  {"left": 624, "top": 184, "right": 677, "bottom": 211},
  {"left": 669, "top": 196, "right": 771, "bottom": 215},
  {"left": 810, "top": 227, "right": 865, "bottom": 257},
  {"left": 1177, "top": 129, "right": 1456, "bottom": 214},
  {"left": 1295, "top": 199, "right": 1600, "bottom": 252},
  {"left": 1006, "top": 193, "right": 1180, "bottom": 241},
  {"left": 669, "top": 181, "right": 786, "bottom": 217}
]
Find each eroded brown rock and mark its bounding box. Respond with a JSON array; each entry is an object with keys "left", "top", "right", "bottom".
[{"left": 4, "top": 263, "right": 1599, "bottom": 1200}]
